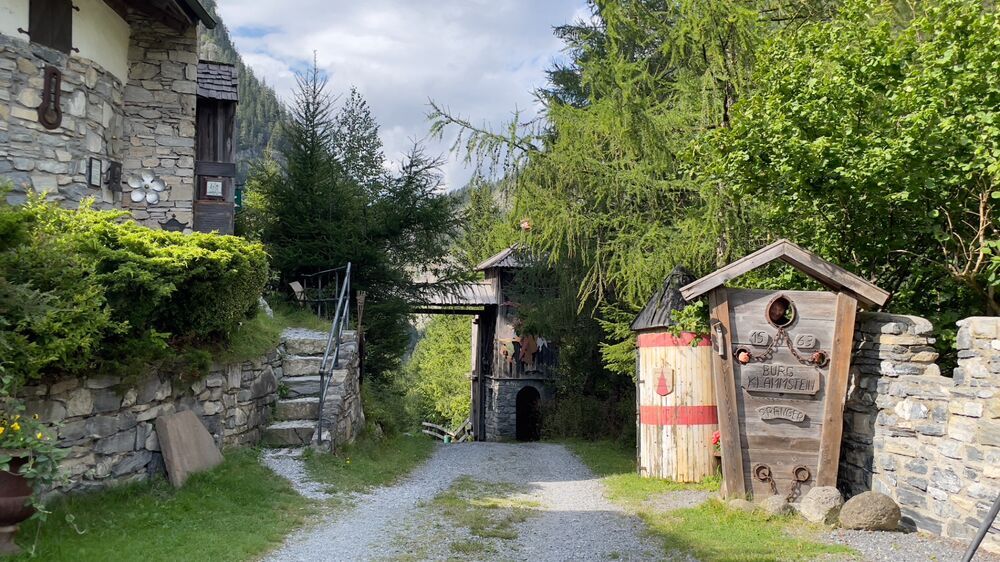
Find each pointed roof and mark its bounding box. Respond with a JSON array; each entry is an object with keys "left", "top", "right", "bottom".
[
  {"left": 475, "top": 245, "right": 525, "bottom": 271},
  {"left": 631, "top": 265, "right": 696, "bottom": 331},
  {"left": 680, "top": 239, "right": 890, "bottom": 308}
]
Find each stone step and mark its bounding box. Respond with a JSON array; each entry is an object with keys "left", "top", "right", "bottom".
[
  {"left": 262, "top": 420, "right": 315, "bottom": 447},
  {"left": 283, "top": 329, "right": 358, "bottom": 356},
  {"left": 275, "top": 397, "right": 320, "bottom": 421},
  {"left": 283, "top": 356, "right": 323, "bottom": 377},
  {"left": 282, "top": 375, "right": 322, "bottom": 398},
  {"left": 283, "top": 349, "right": 355, "bottom": 377}
]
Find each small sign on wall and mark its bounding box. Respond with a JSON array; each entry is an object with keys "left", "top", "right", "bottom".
[
  {"left": 88, "top": 157, "right": 102, "bottom": 187},
  {"left": 199, "top": 176, "right": 227, "bottom": 200}
]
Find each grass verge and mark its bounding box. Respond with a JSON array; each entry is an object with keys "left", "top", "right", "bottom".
[
  {"left": 216, "top": 299, "right": 331, "bottom": 364},
  {"left": 13, "top": 448, "right": 314, "bottom": 562},
  {"left": 303, "top": 433, "right": 435, "bottom": 495},
  {"left": 564, "top": 439, "right": 853, "bottom": 562}
]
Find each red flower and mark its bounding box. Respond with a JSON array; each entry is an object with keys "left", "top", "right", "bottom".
[{"left": 711, "top": 430, "right": 721, "bottom": 445}]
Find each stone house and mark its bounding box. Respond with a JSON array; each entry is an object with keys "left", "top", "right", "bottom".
[{"left": 0, "top": 0, "right": 238, "bottom": 233}]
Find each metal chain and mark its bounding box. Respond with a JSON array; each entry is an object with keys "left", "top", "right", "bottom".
[{"left": 746, "top": 327, "right": 821, "bottom": 369}]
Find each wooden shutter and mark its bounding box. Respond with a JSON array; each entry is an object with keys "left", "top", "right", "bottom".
[{"left": 29, "top": 0, "right": 73, "bottom": 54}]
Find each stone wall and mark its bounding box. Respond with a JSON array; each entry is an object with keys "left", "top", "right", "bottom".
[
  {"left": 23, "top": 349, "right": 284, "bottom": 493},
  {"left": 0, "top": 14, "right": 200, "bottom": 230},
  {"left": 483, "top": 377, "right": 550, "bottom": 440},
  {"left": 120, "top": 12, "right": 198, "bottom": 231},
  {"left": 0, "top": 34, "right": 124, "bottom": 208},
  {"left": 839, "top": 313, "right": 1000, "bottom": 554}
]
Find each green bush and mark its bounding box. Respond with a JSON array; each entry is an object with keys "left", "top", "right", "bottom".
[
  {"left": 542, "top": 394, "right": 636, "bottom": 444},
  {"left": 0, "top": 195, "right": 269, "bottom": 390}
]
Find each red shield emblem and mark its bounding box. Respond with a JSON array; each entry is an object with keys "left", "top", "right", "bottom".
[{"left": 655, "top": 370, "right": 673, "bottom": 396}]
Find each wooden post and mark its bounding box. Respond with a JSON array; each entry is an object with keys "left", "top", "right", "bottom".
[
  {"left": 816, "top": 292, "right": 858, "bottom": 486},
  {"left": 708, "top": 288, "right": 746, "bottom": 498}
]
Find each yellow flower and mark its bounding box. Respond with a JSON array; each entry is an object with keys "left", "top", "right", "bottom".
[
  {"left": 33, "top": 414, "right": 39, "bottom": 420},
  {"left": 0, "top": 427, "right": 5, "bottom": 436},
  {"left": 36, "top": 432, "right": 44, "bottom": 440},
  {"left": 13, "top": 415, "right": 20, "bottom": 421},
  {"left": 11, "top": 422, "right": 20, "bottom": 432}
]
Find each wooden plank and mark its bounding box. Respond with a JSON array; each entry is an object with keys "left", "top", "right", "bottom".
[
  {"left": 816, "top": 293, "right": 857, "bottom": 486},
  {"left": 195, "top": 160, "right": 237, "bottom": 177},
  {"left": 682, "top": 242, "right": 787, "bottom": 302},
  {"left": 708, "top": 288, "right": 746, "bottom": 498},
  {"left": 779, "top": 244, "right": 890, "bottom": 308},
  {"left": 421, "top": 421, "right": 456, "bottom": 437}
]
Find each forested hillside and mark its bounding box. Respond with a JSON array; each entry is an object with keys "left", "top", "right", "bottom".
[{"left": 198, "top": 0, "right": 286, "bottom": 182}]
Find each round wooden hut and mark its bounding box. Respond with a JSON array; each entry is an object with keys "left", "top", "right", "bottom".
[{"left": 631, "top": 267, "right": 718, "bottom": 482}]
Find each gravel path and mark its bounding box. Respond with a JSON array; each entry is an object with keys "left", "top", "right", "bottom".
[
  {"left": 262, "top": 442, "right": 661, "bottom": 562},
  {"left": 261, "top": 448, "right": 331, "bottom": 501},
  {"left": 826, "top": 528, "right": 1000, "bottom": 562}
]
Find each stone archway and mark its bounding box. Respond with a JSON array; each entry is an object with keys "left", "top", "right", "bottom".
[{"left": 515, "top": 385, "right": 541, "bottom": 441}]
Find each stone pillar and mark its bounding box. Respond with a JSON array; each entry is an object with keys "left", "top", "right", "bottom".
[{"left": 121, "top": 13, "right": 198, "bottom": 230}]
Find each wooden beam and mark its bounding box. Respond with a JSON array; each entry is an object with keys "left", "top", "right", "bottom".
[
  {"left": 816, "top": 292, "right": 858, "bottom": 486},
  {"left": 708, "top": 288, "right": 747, "bottom": 498},
  {"left": 777, "top": 243, "right": 890, "bottom": 308},
  {"left": 681, "top": 239, "right": 890, "bottom": 308},
  {"left": 681, "top": 241, "right": 788, "bottom": 302}
]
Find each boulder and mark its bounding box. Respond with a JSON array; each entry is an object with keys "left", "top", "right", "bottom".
[
  {"left": 727, "top": 498, "right": 756, "bottom": 513},
  {"left": 839, "top": 492, "right": 901, "bottom": 531},
  {"left": 759, "top": 495, "right": 794, "bottom": 517},
  {"left": 799, "top": 486, "right": 845, "bottom": 525}
]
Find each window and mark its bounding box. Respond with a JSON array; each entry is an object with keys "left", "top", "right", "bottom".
[{"left": 29, "top": 0, "right": 73, "bottom": 54}]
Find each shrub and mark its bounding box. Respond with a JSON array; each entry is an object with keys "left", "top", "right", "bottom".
[{"left": 0, "top": 195, "right": 269, "bottom": 390}]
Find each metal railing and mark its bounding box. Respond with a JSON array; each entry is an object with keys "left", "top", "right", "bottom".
[{"left": 316, "top": 262, "right": 351, "bottom": 449}]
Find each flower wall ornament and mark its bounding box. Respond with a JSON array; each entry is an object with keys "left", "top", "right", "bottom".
[{"left": 127, "top": 170, "right": 167, "bottom": 204}]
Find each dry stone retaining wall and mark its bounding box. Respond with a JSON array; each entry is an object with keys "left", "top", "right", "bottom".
[
  {"left": 840, "top": 313, "right": 1000, "bottom": 554},
  {"left": 24, "top": 349, "right": 284, "bottom": 493}
]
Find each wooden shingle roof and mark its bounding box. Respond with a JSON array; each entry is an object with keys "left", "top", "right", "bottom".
[
  {"left": 680, "top": 239, "right": 890, "bottom": 308},
  {"left": 197, "top": 61, "right": 238, "bottom": 102},
  {"left": 631, "top": 265, "right": 696, "bottom": 332},
  {"left": 475, "top": 245, "right": 525, "bottom": 271}
]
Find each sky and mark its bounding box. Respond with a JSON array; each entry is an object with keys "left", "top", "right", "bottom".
[{"left": 215, "top": 0, "right": 588, "bottom": 190}]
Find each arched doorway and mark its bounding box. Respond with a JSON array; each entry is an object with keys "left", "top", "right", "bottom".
[{"left": 515, "top": 386, "right": 541, "bottom": 441}]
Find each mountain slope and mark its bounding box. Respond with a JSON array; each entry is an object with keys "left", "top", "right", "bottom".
[{"left": 198, "top": 0, "right": 286, "bottom": 182}]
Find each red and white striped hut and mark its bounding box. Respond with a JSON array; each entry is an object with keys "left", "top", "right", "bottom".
[{"left": 631, "top": 266, "right": 718, "bottom": 482}]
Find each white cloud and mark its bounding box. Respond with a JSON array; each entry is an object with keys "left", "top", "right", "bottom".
[{"left": 215, "top": 0, "right": 585, "bottom": 189}]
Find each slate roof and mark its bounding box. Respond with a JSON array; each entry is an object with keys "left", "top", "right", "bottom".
[
  {"left": 631, "top": 266, "right": 697, "bottom": 332},
  {"left": 197, "top": 61, "right": 239, "bottom": 102}
]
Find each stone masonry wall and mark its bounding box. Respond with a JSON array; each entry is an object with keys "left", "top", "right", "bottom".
[
  {"left": 840, "top": 313, "right": 1000, "bottom": 555},
  {"left": 23, "top": 348, "right": 284, "bottom": 494},
  {"left": 0, "top": 35, "right": 125, "bottom": 208},
  {"left": 121, "top": 12, "right": 198, "bottom": 231},
  {"left": 483, "top": 377, "right": 550, "bottom": 441}
]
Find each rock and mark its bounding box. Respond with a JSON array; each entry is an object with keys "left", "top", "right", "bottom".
[
  {"left": 258, "top": 296, "right": 274, "bottom": 318},
  {"left": 155, "top": 410, "right": 223, "bottom": 488},
  {"left": 800, "top": 487, "right": 844, "bottom": 525},
  {"left": 759, "top": 495, "right": 794, "bottom": 517},
  {"left": 839, "top": 492, "right": 901, "bottom": 531},
  {"left": 727, "top": 498, "right": 756, "bottom": 513}
]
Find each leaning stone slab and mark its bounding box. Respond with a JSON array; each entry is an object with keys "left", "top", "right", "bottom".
[
  {"left": 155, "top": 410, "right": 223, "bottom": 488},
  {"left": 759, "top": 495, "right": 794, "bottom": 517}
]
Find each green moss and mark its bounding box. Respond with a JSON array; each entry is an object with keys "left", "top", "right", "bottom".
[{"left": 13, "top": 449, "right": 313, "bottom": 562}]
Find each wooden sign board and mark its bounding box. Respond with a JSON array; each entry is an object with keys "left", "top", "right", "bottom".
[{"left": 709, "top": 288, "right": 856, "bottom": 500}]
